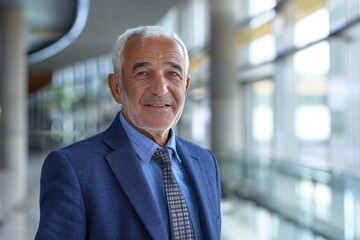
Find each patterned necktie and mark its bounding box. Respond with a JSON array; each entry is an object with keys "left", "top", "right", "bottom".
[{"left": 152, "top": 147, "right": 195, "bottom": 240}]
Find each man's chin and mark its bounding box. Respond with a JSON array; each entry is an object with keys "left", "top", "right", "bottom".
[{"left": 140, "top": 125, "right": 172, "bottom": 133}]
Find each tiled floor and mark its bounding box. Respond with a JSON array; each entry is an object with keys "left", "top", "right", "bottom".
[
  {"left": 0, "top": 153, "right": 43, "bottom": 240},
  {"left": 221, "top": 199, "right": 257, "bottom": 240}
]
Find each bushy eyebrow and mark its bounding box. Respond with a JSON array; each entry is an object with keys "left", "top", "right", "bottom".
[
  {"left": 132, "top": 62, "right": 151, "bottom": 73},
  {"left": 164, "top": 61, "right": 183, "bottom": 73},
  {"left": 131, "top": 61, "right": 183, "bottom": 74}
]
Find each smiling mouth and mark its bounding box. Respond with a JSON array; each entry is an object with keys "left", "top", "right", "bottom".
[{"left": 144, "top": 103, "right": 171, "bottom": 107}]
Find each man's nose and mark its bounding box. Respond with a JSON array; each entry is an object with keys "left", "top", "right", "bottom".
[{"left": 151, "top": 74, "right": 169, "bottom": 96}]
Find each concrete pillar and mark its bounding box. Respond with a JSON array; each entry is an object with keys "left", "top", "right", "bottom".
[
  {"left": 0, "top": 6, "right": 27, "bottom": 204},
  {"left": 208, "top": 0, "right": 243, "bottom": 168}
]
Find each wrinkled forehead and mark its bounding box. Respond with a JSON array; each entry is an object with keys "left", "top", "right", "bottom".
[
  {"left": 125, "top": 35, "right": 184, "bottom": 57},
  {"left": 123, "top": 36, "right": 185, "bottom": 66}
]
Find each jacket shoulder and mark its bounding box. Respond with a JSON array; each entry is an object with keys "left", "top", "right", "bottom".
[
  {"left": 176, "top": 137, "right": 209, "bottom": 151},
  {"left": 59, "top": 131, "right": 108, "bottom": 154}
]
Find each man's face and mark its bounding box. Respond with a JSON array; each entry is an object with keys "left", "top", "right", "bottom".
[{"left": 119, "top": 36, "right": 190, "bottom": 137}]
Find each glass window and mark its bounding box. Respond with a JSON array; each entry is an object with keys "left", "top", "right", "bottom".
[
  {"left": 294, "top": 8, "right": 329, "bottom": 47},
  {"left": 250, "top": 80, "right": 274, "bottom": 155},
  {"left": 293, "top": 41, "right": 330, "bottom": 160},
  {"left": 249, "top": 34, "right": 276, "bottom": 65},
  {"left": 249, "top": 0, "right": 276, "bottom": 16}
]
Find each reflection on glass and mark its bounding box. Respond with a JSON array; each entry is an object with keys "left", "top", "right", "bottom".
[
  {"left": 192, "top": 104, "right": 206, "bottom": 143},
  {"left": 314, "top": 182, "right": 332, "bottom": 219},
  {"left": 253, "top": 105, "right": 273, "bottom": 141},
  {"left": 295, "top": 105, "right": 330, "bottom": 141},
  {"left": 248, "top": 0, "right": 276, "bottom": 16},
  {"left": 344, "top": 189, "right": 355, "bottom": 240},
  {"left": 251, "top": 80, "right": 274, "bottom": 154},
  {"left": 249, "top": 34, "right": 276, "bottom": 65},
  {"left": 294, "top": 42, "right": 330, "bottom": 160},
  {"left": 297, "top": 179, "right": 314, "bottom": 212},
  {"left": 294, "top": 8, "right": 329, "bottom": 47},
  {"left": 293, "top": 42, "right": 329, "bottom": 74}
]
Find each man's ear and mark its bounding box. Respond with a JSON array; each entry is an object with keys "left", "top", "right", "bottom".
[
  {"left": 185, "top": 75, "right": 191, "bottom": 95},
  {"left": 107, "top": 74, "right": 122, "bottom": 104}
]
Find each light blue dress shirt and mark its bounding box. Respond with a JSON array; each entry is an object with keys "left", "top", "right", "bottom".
[{"left": 119, "top": 112, "right": 202, "bottom": 239}]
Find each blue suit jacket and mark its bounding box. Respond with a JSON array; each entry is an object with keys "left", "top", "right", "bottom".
[{"left": 35, "top": 113, "right": 221, "bottom": 239}]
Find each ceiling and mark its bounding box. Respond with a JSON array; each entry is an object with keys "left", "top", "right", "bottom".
[{"left": 23, "top": 0, "right": 176, "bottom": 73}]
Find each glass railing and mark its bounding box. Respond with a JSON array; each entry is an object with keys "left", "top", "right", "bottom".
[{"left": 221, "top": 152, "right": 360, "bottom": 240}]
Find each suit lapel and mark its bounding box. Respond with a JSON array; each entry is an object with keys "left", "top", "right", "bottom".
[
  {"left": 176, "top": 141, "right": 217, "bottom": 239},
  {"left": 103, "top": 114, "right": 167, "bottom": 239}
]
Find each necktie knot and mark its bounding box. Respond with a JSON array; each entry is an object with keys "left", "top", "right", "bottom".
[{"left": 152, "top": 147, "right": 173, "bottom": 168}]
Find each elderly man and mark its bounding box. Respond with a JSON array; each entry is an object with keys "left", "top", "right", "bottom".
[{"left": 35, "top": 25, "right": 221, "bottom": 240}]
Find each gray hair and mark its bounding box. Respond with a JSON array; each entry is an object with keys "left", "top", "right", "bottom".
[{"left": 111, "top": 25, "right": 189, "bottom": 85}]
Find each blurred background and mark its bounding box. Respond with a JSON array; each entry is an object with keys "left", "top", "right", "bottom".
[{"left": 0, "top": 0, "right": 360, "bottom": 239}]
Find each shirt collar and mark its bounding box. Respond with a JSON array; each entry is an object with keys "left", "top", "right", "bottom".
[{"left": 119, "top": 112, "right": 179, "bottom": 163}]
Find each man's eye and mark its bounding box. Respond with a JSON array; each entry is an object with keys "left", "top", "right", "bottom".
[
  {"left": 167, "top": 71, "right": 181, "bottom": 79},
  {"left": 135, "top": 72, "right": 150, "bottom": 79}
]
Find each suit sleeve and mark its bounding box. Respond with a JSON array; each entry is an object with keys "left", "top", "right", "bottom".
[{"left": 35, "top": 150, "right": 86, "bottom": 240}]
